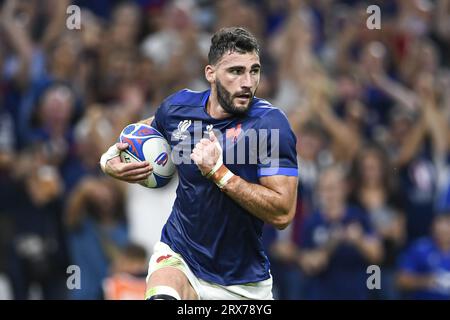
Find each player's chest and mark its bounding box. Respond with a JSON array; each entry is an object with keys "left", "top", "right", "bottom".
[
  {"left": 165, "top": 115, "right": 260, "bottom": 182},
  {"left": 166, "top": 115, "right": 260, "bottom": 158}
]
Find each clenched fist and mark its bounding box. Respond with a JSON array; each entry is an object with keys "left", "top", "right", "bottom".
[{"left": 190, "top": 130, "right": 222, "bottom": 176}]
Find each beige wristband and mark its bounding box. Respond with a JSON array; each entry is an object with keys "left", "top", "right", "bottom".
[
  {"left": 207, "top": 164, "right": 237, "bottom": 189},
  {"left": 205, "top": 157, "right": 223, "bottom": 179},
  {"left": 216, "top": 170, "right": 236, "bottom": 189}
]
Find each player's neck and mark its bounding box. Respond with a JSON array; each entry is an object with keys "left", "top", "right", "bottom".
[{"left": 206, "top": 89, "right": 233, "bottom": 120}]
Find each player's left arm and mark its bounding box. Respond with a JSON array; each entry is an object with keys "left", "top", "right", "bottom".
[{"left": 191, "top": 129, "right": 298, "bottom": 230}]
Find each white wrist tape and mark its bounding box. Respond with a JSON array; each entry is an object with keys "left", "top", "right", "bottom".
[
  {"left": 205, "top": 156, "right": 223, "bottom": 178},
  {"left": 216, "top": 170, "right": 235, "bottom": 189},
  {"left": 99, "top": 144, "right": 120, "bottom": 171}
]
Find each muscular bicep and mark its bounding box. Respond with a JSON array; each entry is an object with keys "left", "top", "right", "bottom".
[
  {"left": 222, "top": 173, "right": 298, "bottom": 229},
  {"left": 259, "top": 175, "right": 298, "bottom": 214}
]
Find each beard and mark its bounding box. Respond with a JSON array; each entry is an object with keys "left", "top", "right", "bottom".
[{"left": 216, "top": 80, "right": 255, "bottom": 116}]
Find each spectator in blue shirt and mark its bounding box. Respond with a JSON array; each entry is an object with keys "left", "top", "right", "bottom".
[
  {"left": 299, "top": 165, "right": 383, "bottom": 299},
  {"left": 397, "top": 211, "right": 450, "bottom": 300}
]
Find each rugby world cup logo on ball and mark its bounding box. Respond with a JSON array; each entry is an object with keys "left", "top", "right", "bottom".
[{"left": 119, "top": 123, "right": 175, "bottom": 188}]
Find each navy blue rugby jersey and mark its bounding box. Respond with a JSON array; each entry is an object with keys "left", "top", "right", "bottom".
[{"left": 151, "top": 89, "right": 298, "bottom": 286}]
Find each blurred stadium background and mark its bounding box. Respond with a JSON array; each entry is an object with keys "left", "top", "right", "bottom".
[{"left": 1, "top": 0, "right": 450, "bottom": 300}]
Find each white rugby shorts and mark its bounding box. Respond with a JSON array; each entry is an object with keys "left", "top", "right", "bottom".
[{"left": 146, "top": 241, "right": 273, "bottom": 300}]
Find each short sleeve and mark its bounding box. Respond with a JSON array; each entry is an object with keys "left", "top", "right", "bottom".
[{"left": 256, "top": 109, "right": 298, "bottom": 177}]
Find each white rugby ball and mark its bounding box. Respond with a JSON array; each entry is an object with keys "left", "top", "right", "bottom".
[{"left": 119, "top": 123, "right": 175, "bottom": 188}]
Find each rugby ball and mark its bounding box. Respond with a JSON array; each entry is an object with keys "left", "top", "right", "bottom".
[{"left": 119, "top": 123, "right": 175, "bottom": 188}]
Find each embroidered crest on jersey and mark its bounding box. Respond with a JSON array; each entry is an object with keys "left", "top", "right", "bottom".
[{"left": 172, "top": 120, "right": 192, "bottom": 141}]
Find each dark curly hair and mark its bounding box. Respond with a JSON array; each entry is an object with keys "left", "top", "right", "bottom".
[{"left": 208, "top": 27, "right": 260, "bottom": 65}]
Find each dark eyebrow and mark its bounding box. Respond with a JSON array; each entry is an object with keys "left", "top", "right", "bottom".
[
  {"left": 227, "top": 64, "right": 261, "bottom": 70},
  {"left": 227, "top": 66, "right": 245, "bottom": 71}
]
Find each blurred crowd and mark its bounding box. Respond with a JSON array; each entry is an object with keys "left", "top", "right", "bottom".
[{"left": 0, "top": 0, "right": 450, "bottom": 300}]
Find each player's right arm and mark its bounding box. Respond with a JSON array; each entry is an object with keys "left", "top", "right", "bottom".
[
  {"left": 100, "top": 115, "right": 155, "bottom": 183},
  {"left": 100, "top": 143, "right": 153, "bottom": 183}
]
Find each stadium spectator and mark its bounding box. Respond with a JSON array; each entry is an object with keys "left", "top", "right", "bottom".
[
  {"left": 299, "top": 166, "right": 383, "bottom": 299},
  {"left": 397, "top": 210, "right": 450, "bottom": 299},
  {"left": 65, "top": 177, "right": 128, "bottom": 299},
  {"left": 2, "top": 146, "right": 69, "bottom": 299},
  {"left": 349, "top": 144, "right": 406, "bottom": 299}
]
